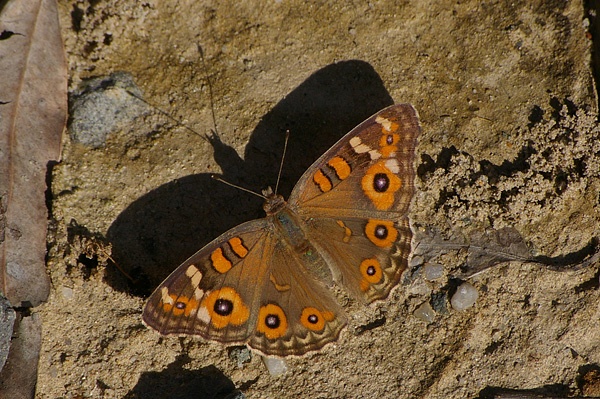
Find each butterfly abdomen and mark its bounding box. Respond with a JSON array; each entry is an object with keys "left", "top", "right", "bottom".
[{"left": 271, "top": 207, "right": 333, "bottom": 283}]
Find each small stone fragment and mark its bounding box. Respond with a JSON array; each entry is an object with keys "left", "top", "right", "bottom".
[
  {"left": 451, "top": 282, "right": 479, "bottom": 310},
  {"left": 423, "top": 263, "right": 444, "bottom": 281},
  {"left": 409, "top": 254, "right": 424, "bottom": 268},
  {"left": 414, "top": 301, "right": 435, "bottom": 323},
  {"left": 228, "top": 346, "right": 251, "bottom": 368},
  {"left": 262, "top": 356, "right": 288, "bottom": 377},
  {"left": 0, "top": 295, "right": 16, "bottom": 372},
  {"left": 69, "top": 72, "right": 148, "bottom": 148}
]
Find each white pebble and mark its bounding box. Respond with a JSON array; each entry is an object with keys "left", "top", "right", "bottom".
[
  {"left": 423, "top": 263, "right": 444, "bottom": 281},
  {"left": 262, "top": 356, "right": 288, "bottom": 377},
  {"left": 61, "top": 286, "right": 74, "bottom": 300},
  {"left": 451, "top": 282, "right": 479, "bottom": 310},
  {"left": 414, "top": 301, "right": 435, "bottom": 323}
]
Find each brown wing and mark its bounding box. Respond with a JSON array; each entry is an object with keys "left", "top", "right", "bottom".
[
  {"left": 142, "top": 217, "right": 346, "bottom": 356},
  {"left": 245, "top": 232, "right": 346, "bottom": 356},
  {"left": 302, "top": 215, "right": 412, "bottom": 303},
  {"left": 288, "top": 104, "right": 420, "bottom": 302},
  {"left": 142, "top": 219, "right": 270, "bottom": 345}
]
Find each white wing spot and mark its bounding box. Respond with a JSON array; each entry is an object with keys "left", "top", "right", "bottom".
[
  {"left": 186, "top": 265, "right": 203, "bottom": 287},
  {"left": 185, "top": 264, "right": 200, "bottom": 277},
  {"left": 351, "top": 136, "right": 381, "bottom": 160},
  {"left": 385, "top": 158, "right": 400, "bottom": 173},
  {"left": 369, "top": 150, "right": 382, "bottom": 160},
  {"left": 197, "top": 307, "right": 211, "bottom": 323},
  {"left": 161, "top": 287, "right": 174, "bottom": 305},
  {"left": 194, "top": 288, "right": 205, "bottom": 300},
  {"left": 350, "top": 137, "right": 371, "bottom": 153},
  {"left": 375, "top": 115, "right": 393, "bottom": 132}
]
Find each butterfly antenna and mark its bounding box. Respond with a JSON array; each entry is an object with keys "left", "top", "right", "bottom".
[
  {"left": 274, "top": 130, "right": 290, "bottom": 195},
  {"left": 124, "top": 44, "right": 220, "bottom": 142},
  {"left": 198, "top": 44, "right": 220, "bottom": 137},
  {"left": 211, "top": 175, "right": 268, "bottom": 200},
  {"left": 125, "top": 91, "right": 208, "bottom": 141}
]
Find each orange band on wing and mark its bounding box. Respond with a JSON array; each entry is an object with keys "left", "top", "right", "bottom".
[
  {"left": 228, "top": 237, "right": 248, "bottom": 258},
  {"left": 313, "top": 169, "right": 332, "bottom": 192},
  {"left": 336, "top": 220, "right": 352, "bottom": 243},
  {"left": 327, "top": 156, "right": 351, "bottom": 180},
  {"left": 210, "top": 247, "right": 232, "bottom": 273}
]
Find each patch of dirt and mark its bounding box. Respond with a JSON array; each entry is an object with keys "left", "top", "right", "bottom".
[{"left": 36, "top": 1, "right": 599, "bottom": 398}]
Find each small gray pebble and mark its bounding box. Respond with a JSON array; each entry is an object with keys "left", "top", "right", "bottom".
[{"left": 69, "top": 71, "right": 148, "bottom": 148}]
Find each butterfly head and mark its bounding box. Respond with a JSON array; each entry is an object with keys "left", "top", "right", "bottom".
[{"left": 262, "top": 186, "right": 286, "bottom": 216}]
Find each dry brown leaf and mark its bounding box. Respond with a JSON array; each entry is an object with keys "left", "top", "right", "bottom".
[
  {"left": 0, "top": 0, "right": 67, "bottom": 307},
  {"left": 0, "top": 312, "right": 42, "bottom": 398},
  {"left": 411, "top": 226, "right": 533, "bottom": 278},
  {"left": 412, "top": 224, "right": 598, "bottom": 279}
]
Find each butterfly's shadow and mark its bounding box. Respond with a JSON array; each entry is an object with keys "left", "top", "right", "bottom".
[
  {"left": 106, "top": 60, "right": 394, "bottom": 295},
  {"left": 123, "top": 356, "right": 240, "bottom": 399}
]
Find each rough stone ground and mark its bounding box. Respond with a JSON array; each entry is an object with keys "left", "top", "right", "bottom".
[{"left": 37, "top": 1, "right": 600, "bottom": 398}]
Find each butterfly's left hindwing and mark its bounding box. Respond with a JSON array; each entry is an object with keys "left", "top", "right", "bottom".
[{"left": 289, "top": 104, "right": 420, "bottom": 303}]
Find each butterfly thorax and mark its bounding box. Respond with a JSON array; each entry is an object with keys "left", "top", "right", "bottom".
[
  {"left": 262, "top": 186, "right": 313, "bottom": 257},
  {"left": 261, "top": 186, "right": 287, "bottom": 216}
]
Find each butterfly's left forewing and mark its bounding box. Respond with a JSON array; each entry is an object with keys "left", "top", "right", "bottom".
[{"left": 289, "top": 104, "right": 420, "bottom": 303}]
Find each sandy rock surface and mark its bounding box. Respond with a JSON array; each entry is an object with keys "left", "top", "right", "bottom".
[{"left": 37, "top": 1, "right": 600, "bottom": 398}]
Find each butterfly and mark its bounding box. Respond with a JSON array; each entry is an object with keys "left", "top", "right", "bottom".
[{"left": 142, "top": 103, "right": 420, "bottom": 357}]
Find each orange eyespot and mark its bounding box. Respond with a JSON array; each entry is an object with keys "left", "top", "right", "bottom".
[
  {"left": 361, "top": 161, "right": 402, "bottom": 210},
  {"left": 257, "top": 304, "right": 288, "bottom": 339},
  {"left": 162, "top": 294, "right": 199, "bottom": 317},
  {"left": 380, "top": 132, "right": 399, "bottom": 156},
  {"left": 365, "top": 219, "right": 397, "bottom": 248},
  {"left": 300, "top": 307, "right": 335, "bottom": 331},
  {"left": 360, "top": 258, "right": 383, "bottom": 291},
  {"left": 200, "top": 287, "right": 249, "bottom": 329}
]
